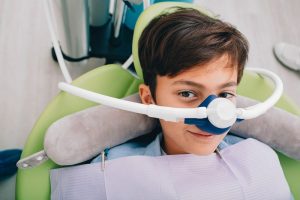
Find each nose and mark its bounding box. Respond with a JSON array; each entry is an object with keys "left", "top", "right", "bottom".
[{"left": 184, "top": 95, "right": 235, "bottom": 135}]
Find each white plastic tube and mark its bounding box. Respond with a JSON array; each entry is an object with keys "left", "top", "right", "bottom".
[
  {"left": 237, "top": 67, "right": 283, "bottom": 119},
  {"left": 113, "top": 0, "right": 125, "bottom": 38},
  {"left": 121, "top": 0, "right": 152, "bottom": 71},
  {"left": 58, "top": 82, "right": 207, "bottom": 122},
  {"left": 143, "top": 0, "right": 151, "bottom": 9},
  {"left": 121, "top": 55, "right": 133, "bottom": 69},
  {"left": 58, "top": 66, "right": 283, "bottom": 124},
  {"left": 43, "top": 0, "right": 72, "bottom": 83}
]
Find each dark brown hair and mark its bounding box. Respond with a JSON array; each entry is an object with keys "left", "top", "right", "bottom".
[{"left": 138, "top": 7, "right": 249, "bottom": 99}]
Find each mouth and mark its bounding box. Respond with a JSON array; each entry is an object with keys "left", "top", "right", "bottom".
[{"left": 187, "top": 130, "right": 214, "bottom": 138}]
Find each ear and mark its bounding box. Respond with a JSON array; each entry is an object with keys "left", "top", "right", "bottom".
[{"left": 139, "top": 84, "right": 154, "bottom": 105}]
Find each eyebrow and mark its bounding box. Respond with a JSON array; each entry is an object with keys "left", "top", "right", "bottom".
[{"left": 172, "top": 80, "right": 237, "bottom": 89}]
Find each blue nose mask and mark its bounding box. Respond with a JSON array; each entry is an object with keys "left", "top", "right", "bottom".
[{"left": 184, "top": 95, "right": 242, "bottom": 135}]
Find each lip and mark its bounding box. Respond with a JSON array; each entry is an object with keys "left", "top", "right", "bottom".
[{"left": 187, "top": 130, "right": 214, "bottom": 138}]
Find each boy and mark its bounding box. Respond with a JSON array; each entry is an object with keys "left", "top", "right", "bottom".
[
  {"left": 93, "top": 7, "right": 247, "bottom": 159},
  {"left": 92, "top": 7, "right": 291, "bottom": 198},
  {"left": 138, "top": 7, "right": 247, "bottom": 155}
]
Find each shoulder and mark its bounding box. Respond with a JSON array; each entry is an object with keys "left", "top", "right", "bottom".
[
  {"left": 224, "top": 137, "right": 279, "bottom": 161},
  {"left": 221, "top": 134, "right": 276, "bottom": 156},
  {"left": 244, "top": 138, "right": 278, "bottom": 157},
  {"left": 222, "top": 138, "right": 291, "bottom": 197},
  {"left": 92, "top": 133, "right": 160, "bottom": 163},
  {"left": 220, "top": 136, "right": 280, "bottom": 164},
  {"left": 218, "top": 134, "right": 245, "bottom": 150}
]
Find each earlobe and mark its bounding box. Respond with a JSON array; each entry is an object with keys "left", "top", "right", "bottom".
[{"left": 139, "top": 84, "right": 153, "bottom": 105}]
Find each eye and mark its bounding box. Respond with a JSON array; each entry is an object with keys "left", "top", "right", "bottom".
[
  {"left": 219, "top": 92, "right": 235, "bottom": 99},
  {"left": 178, "top": 90, "right": 196, "bottom": 99}
]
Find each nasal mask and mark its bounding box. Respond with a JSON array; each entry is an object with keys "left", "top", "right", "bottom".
[{"left": 44, "top": 0, "right": 283, "bottom": 136}]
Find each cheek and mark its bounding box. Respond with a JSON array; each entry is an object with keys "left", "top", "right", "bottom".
[
  {"left": 233, "top": 98, "right": 237, "bottom": 105},
  {"left": 155, "top": 92, "right": 176, "bottom": 107},
  {"left": 155, "top": 81, "right": 182, "bottom": 107},
  {"left": 159, "top": 119, "right": 186, "bottom": 135}
]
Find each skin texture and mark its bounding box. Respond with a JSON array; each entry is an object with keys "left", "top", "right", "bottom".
[{"left": 139, "top": 54, "right": 238, "bottom": 155}]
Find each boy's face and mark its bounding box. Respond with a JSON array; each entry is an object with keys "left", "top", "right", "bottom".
[{"left": 139, "top": 54, "right": 238, "bottom": 155}]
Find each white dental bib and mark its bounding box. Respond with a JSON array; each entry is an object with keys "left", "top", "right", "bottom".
[{"left": 50, "top": 139, "right": 291, "bottom": 200}]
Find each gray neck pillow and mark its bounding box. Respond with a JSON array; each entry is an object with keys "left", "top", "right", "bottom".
[{"left": 44, "top": 94, "right": 300, "bottom": 165}]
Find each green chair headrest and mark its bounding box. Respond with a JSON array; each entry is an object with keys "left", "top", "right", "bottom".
[{"left": 132, "top": 2, "right": 214, "bottom": 80}]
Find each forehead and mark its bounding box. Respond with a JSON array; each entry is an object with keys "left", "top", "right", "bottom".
[{"left": 158, "top": 54, "right": 238, "bottom": 89}]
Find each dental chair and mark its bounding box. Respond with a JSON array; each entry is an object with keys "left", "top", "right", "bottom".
[{"left": 16, "top": 2, "right": 300, "bottom": 200}]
